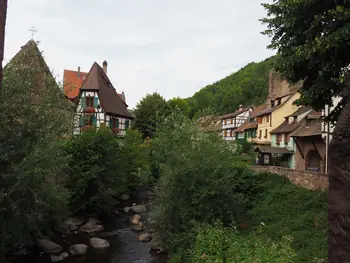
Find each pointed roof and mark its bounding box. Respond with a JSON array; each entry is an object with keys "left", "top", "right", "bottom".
[
  {"left": 63, "top": 68, "right": 88, "bottom": 99},
  {"left": 80, "top": 62, "right": 133, "bottom": 119}
]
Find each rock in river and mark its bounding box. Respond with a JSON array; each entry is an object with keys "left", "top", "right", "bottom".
[
  {"left": 50, "top": 255, "right": 64, "bottom": 262},
  {"left": 150, "top": 237, "right": 165, "bottom": 253},
  {"left": 131, "top": 222, "right": 145, "bottom": 232},
  {"left": 36, "top": 239, "right": 63, "bottom": 254},
  {"left": 89, "top": 237, "right": 110, "bottom": 249},
  {"left": 130, "top": 204, "right": 147, "bottom": 214},
  {"left": 138, "top": 232, "right": 152, "bottom": 242},
  {"left": 69, "top": 244, "right": 88, "bottom": 256},
  {"left": 79, "top": 218, "right": 104, "bottom": 234},
  {"left": 131, "top": 214, "right": 141, "bottom": 225}
]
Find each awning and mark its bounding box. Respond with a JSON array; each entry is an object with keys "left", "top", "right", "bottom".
[{"left": 254, "top": 145, "right": 293, "bottom": 154}]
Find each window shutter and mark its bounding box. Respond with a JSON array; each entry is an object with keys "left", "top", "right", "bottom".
[
  {"left": 94, "top": 97, "right": 98, "bottom": 107},
  {"left": 79, "top": 115, "right": 84, "bottom": 127},
  {"left": 81, "top": 97, "right": 86, "bottom": 108},
  {"left": 116, "top": 118, "right": 119, "bottom": 128},
  {"left": 125, "top": 120, "right": 129, "bottom": 130},
  {"left": 92, "top": 115, "right": 97, "bottom": 125}
]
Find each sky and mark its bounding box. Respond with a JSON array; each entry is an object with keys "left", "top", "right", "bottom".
[{"left": 4, "top": 0, "right": 275, "bottom": 108}]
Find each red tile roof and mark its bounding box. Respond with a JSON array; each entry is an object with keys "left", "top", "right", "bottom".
[{"left": 63, "top": 69, "right": 88, "bottom": 99}]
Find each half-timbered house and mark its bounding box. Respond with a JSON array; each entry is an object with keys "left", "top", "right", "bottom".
[
  {"left": 73, "top": 61, "right": 134, "bottom": 136},
  {"left": 220, "top": 105, "right": 252, "bottom": 141}
]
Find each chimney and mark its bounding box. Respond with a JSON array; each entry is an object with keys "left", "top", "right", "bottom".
[
  {"left": 103, "top": 60, "right": 108, "bottom": 75},
  {"left": 122, "top": 91, "right": 126, "bottom": 103},
  {"left": 77, "top": 66, "right": 81, "bottom": 77},
  {"left": 238, "top": 104, "right": 244, "bottom": 111}
]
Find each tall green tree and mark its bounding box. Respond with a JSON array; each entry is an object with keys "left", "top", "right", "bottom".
[
  {"left": 261, "top": 0, "right": 349, "bottom": 123},
  {"left": 132, "top": 92, "right": 171, "bottom": 138},
  {"left": 261, "top": 2, "right": 350, "bottom": 262},
  {"left": 167, "top": 97, "right": 190, "bottom": 117},
  {"left": 0, "top": 0, "right": 8, "bottom": 89}
]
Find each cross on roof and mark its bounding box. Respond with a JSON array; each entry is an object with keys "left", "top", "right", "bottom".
[{"left": 28, "top": 26, "right": 37, "bottom": 39}]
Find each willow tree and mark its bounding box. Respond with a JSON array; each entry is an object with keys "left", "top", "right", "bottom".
[
  {"left": 261, "top": 1, "right": 350, "bottom": 262},
  {"left": 0, "top": 0, "right": 8, "bottom": 89}
]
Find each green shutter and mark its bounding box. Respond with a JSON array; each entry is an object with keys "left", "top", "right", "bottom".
[
  {"left": 81, "top": 97, "right": 86, "bottom": 108},
  {"left": 116, "top": 118, "right": 119, "bottom": 128},
  {"left": 94, "top": 97, "right": 98, "bottom": 107},
  {"left": 79, "top": 115, "right": 84, "bottom": 127},
  {"left": 92, "top": 115, "right": 97, "bottom": 125},
  {"left": 125, "top": 120, "right": 129, "bottom": 130}
]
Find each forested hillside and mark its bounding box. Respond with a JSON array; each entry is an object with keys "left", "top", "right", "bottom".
[{"left": 187, "top": 56, "right": 275, "bottom": 118}]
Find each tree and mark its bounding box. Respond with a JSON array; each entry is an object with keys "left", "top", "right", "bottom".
[
  {"left": 261, "top": 1, "right": 350, "bottom": 123},
  {"left": 167, "top": 97, "right": 190, "bottom": 117},
  {"left": 132, "top": 92, "right": 171, "bottom": 138},
  {"left": 261, "top": 2, "right": 350, "bottom": 262},
  {"left": 0, "top": 0, "right": 8, "bottom": 89}
]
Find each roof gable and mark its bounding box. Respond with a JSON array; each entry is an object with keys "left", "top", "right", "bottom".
[
  {"left": 80, "top": 62, "right": 133, "bottom": 119},
  {"left": 63, "top": 69, "right": 88, "bottom": 99}
]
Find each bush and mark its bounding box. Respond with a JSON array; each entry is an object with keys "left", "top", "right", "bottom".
[
  {"left": 250, "top": 173, "right": 327, "bottom": 262},
  {"left": 150, "top": 112, "right": 252, "bottom": 257},
  {"left": 119, "top": 129, "right": 152, "bottom": 190},
  {"left": 62, "top": 127, "right": 127, "bottom": 213},
  {"left": 0, "top": 42, "right": 73, "bottom": 260},
  {"left": 190, "top": 222, "right": 296, "bottom": 263}
]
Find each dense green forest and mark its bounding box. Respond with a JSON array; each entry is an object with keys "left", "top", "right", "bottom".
[{"left": 186, "top": 56, "right": 275, "bottom": 118}]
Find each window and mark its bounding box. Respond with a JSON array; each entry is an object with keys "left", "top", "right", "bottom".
[
  {"left": 276, "top": 134, "right": 282, "bottom": 144},
  {"left": 306, "top": 150, "right": 321, "bottom": 172},
  {"left": 86, "top": 96, "right": 94, "bottom": 107},
  {"left": 230, "top": 130, "right": 233, "bottom": 137},
  {"left": 224, "top": 129, "right": 227, "bottom": 137},
  {"left": 257, "top": 117, "right": 262, "bottom": 124},
  {"left": 293, "top": 116, "right": 297, "bottom": 123},
  {"left": 84, "top": 116, "right": 92, "bottom": 126},
  {"left": 224, "top": 119, "right": 227, "bottom": 125},
  {"left": 284, "top": 134, "right": 290, "bottom": 144},
  {"left": 259, "top": 129, "right": 262, "bottom": 138},
  {"left": 125, "top": 120, "right": 130, "bottom": 130},
  {"left": 264, "top": 129, "right": 268, "bottom": 138},
  {"left": 306, "top": 119, "right": 312, "bottom": 127},
  {"left": 264, "top": 154, "right": 270, "bottom": 164},
  {"left": 266, "top": 115, "right": 269, "bottom": 122},
  {"left": 278, "top": 98, "right": 282, "bottom": 105}
]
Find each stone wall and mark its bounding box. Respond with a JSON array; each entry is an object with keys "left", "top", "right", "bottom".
[{"left": 251, "top": 165, "right": 328, "bottom": 191}]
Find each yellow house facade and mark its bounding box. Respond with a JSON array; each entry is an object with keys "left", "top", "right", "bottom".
[{"left": 256, "top": 92, "right": 301, "bottom": 145}]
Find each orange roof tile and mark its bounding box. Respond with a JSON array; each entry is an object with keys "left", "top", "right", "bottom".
[{"left": 63, "top": 69, "right": 88, "bottom": 99}]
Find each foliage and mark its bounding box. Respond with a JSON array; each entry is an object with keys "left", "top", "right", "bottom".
[
  {"left": 250, "top": 173, "right": 327, "bottom": 262},
  {"left": 189, "top": 222, "right": 296, "bottom": 263},
  {"left": 261, "top": 1, "right": 349, "bottom": 123},
  {"left": 62, "top": 127, "right": 127, "bottom": 213},
  {"left": 167, "top": 97, "right": 190, "bottom": 117},
  {"left": 186, "top": 57, "right": 274, "bottom": 118},
  {"left": 150, "top": 112, "right": 252, "bottom": 257},
  {"left": 0, "top": 41, "right": 73, "bottom": 259},
  {"left": 132, "top": 92, "right": 171, "bottom": 138},
  {"left": 119, "top": 129, "right": 152, "bottom": 190}
]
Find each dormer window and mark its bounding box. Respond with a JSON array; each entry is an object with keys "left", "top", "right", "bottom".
[
  {"left": 278, "top": 98, "right": 282, "bottom": 105},
  {"left": 86, "top": 96, "right": 94, "bottom": 107},
  {"left": 306, "top": 119, "right": 312, "bottom": 127},
  {"left": 271, "top": 100, "right": 274, "bottom": 108},
  {"left": 293, "top": 116, "right": 297, "bottom": 123}
]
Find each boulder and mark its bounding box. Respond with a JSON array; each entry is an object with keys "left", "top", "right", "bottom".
[
  {"left": 150, "top": 237, "right": 165, "bottom": 253},
  {"left": 69, "top": 244, "right": 88, "bottom": 256},
  {"left": 124, "top": 207, "right": 131, "bottom": 213},
  {"left": 36, "top": 239, "right": 63, "bottom": 254},
  {"left": 50, "top": 255, "right": 64, "bottom": 262},
  {"left": 89, "top": 237, "right": 110, "bottom": 249},
  {"left": 60, "top": 252, "right": 69, "bottom": 258},
  {"left": 120, "top": 193, "right": 130, "bottom": 201},
  {"left": 86, "top": 217, "right": 102, "bottom": 225},
  {"left": 130, "top": 205, "right": 147, "bottom": 214},
  {"left": 79, "top": 218, "right": 104, "bottom": 234},
  {"left": 131, "top": 222, "right": 145, "bottom": 232},
  {"left": 131, "top": 214, "right": 141, "bottom": 225},
  {"left": 138, "top": 232, "right": 152, "bottom": 242},
  {"left": 65, "top": 217, "right": 85, "bottom": 226}
]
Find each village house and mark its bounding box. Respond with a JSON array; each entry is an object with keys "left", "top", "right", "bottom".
[
  {"left": 72, "top": 61, "right": 134, "bottom": 136},
  {"left": 290, "top": 111, "right": 325, "bottom": 173},
  {"left": 235, "top": 104, "right": 268, "bottom": 143},
  {"left": 220, "top": 105, "right": 252, "bottom": 140},
  {"left": 197, "top": 115, "right": 221, "bottom": 134},
  {"left": 255, "top": 91, "right": 300, "bottom": 145},
  {"left": 267, "top": 107, "right": 313, "bottom": 168},
  {"left": 63, "top": 65, "right": 126, "bottom": 104}
]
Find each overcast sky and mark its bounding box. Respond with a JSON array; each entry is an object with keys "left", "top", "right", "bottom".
[{"left": 4, "top": 0, "right": 275, "bottom": 108}]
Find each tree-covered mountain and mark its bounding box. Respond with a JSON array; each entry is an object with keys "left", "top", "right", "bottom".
[{"left": 186, "top": 56, "right": 275, "bottom": 118}]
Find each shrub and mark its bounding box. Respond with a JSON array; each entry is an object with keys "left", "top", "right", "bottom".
[
  {"left": 190, "top": 222, "right": 296, "bottom": 263},
  {"left": 119, "top": 129, "right": 152, "bottom": 190},
  {"left": 62, "top": 127, "right": 127, "bottom": 213},
  {"left": 0, "top": 42, "right": 73, "bottom": 259},
  {"left": 150, "top": 112, "right": 252, "bottom": 256},
  {"left": 250, "top": 172, "right": 327, "bottom": 262}
]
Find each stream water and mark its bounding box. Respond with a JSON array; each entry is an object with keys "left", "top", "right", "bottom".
[{"left": 14, "top": 190, "right": 168, "bottom": 263}]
